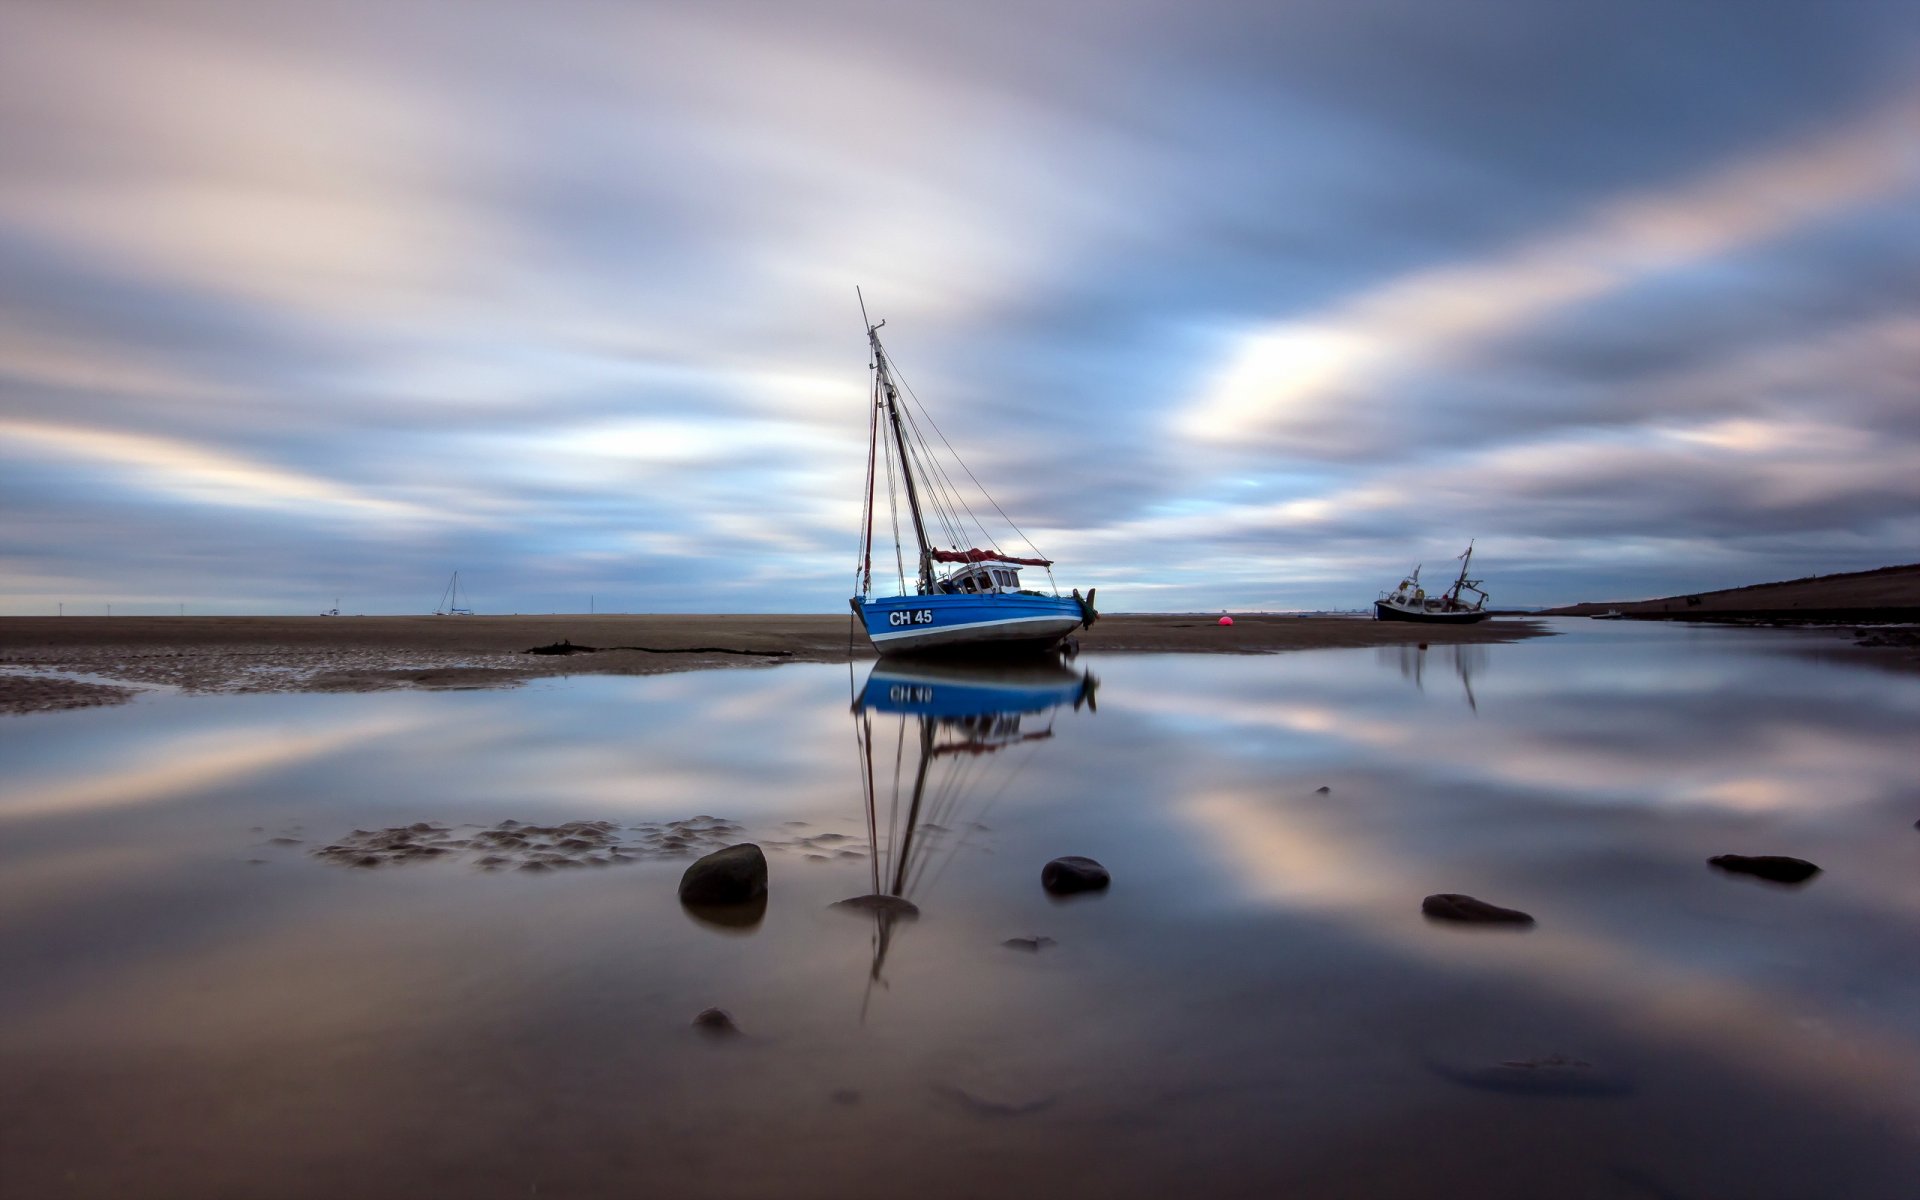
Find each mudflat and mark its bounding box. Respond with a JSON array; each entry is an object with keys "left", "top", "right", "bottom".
[{"left": 0, "top": 613, "right": 1545, "bottom": 714}]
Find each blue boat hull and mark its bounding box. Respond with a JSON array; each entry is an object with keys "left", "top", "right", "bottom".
[
  {"left": 856, "top": 661, "right": 1093, "bottom": 717},
  {"left": 855, "top": 593, "right": 1083, "bottom": 657}
]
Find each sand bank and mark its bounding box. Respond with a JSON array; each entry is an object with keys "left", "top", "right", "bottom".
[
  {"left": 0, "top": 612, "right": 1546, "bottom": 715},
  {"left": 1548, "top": 561, "right": 1920, "bottom": 620}
]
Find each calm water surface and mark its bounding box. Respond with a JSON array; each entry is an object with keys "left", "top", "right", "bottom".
[{"left": 3, "top": 620, "right": 1918, "bottom": 1198}]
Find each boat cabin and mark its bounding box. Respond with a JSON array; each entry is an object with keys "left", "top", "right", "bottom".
[{"left": 938, "top": 561, "right": 1025, "bottom": 594}]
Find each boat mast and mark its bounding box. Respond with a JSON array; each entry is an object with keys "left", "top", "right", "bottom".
[
  {"left": 869, "top": 321, "right": 935, "bottom": 593},
  {"left": 1450, "top": 542, "right": 1474, "bottom": 604}
]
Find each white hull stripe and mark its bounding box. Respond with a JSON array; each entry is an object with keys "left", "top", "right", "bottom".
[{"left": 869, "top": 613, "right": 1079, "bottom": 643}]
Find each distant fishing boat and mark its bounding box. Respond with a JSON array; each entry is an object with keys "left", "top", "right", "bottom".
[
  {"left": 851, "top": 301, "right": 1096, "bottom": 656},
  {"left": 1375, "top": 543, "right": 1491, "bottom": 624}
]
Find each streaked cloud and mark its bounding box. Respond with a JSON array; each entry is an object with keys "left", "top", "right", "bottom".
[
  {"left": 0, "top": 419, "right": 465, "bottom": 525},
  {"left": 1, "top": 0, "right": 1917, "bottom": 613},
  {"left": 1180, "top": 93, "right": 1919, "bottom": 451}
]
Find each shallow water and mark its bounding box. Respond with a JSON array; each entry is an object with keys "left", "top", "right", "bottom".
[{"left": 3, "top": 620, "right": 1918, "bottom": 1199}]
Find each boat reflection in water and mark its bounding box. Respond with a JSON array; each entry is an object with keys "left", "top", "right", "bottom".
[
  {"left": 1381, "top": 641, "right": 1487, "bottom": 712},
  {"left": 845, "top": 659, "right": 1097, "bottom": 1014}
]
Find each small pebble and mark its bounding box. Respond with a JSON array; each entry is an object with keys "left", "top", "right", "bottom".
[
  {"left": 1041, "top": 856, "right": 1110, "bottom": 895},
  {"left": 693, "top": 1008, "right": 739, "bottom": 1036},
  {"left": 1708, "top": 854, "right": 1821, "bottom": 885},
  {"left": 1422, "top": 893, "right": 1535, "bottom": 925}
]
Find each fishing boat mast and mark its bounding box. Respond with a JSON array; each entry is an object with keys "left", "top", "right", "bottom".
[
  {"left": 868, "top": 318, "right": 934, "bottom": 594},
  {"left": 1448, "top": 542, "right": 1485, "bottom": 608}
]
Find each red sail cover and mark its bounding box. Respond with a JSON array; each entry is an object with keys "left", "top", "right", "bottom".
[{"left": 929, "top": 548, "right": 1053, "bottom": 567}]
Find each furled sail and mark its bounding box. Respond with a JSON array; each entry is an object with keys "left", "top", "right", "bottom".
[{"left": 928, "top": 548, "right": 1053, "bottom": 567}]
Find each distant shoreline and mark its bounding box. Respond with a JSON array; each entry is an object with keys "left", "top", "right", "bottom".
[
  {"left": 1545, "top": 561, "right": 1920, "bottom": 620},
  {"left": 0, "top": 613, "right": 1547, "bottom": 715}
]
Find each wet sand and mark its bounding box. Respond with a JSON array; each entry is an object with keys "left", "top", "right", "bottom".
[{"left": 0, "top": 613, "right": 1546, "bottom": 714}]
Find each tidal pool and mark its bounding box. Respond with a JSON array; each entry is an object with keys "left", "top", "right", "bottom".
[{"left": 2, "top": 620, "right": 1918, "bottom": 1198}]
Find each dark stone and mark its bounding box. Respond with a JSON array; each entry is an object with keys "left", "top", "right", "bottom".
[
  {"left": 1001, "top": 936, "right": 1057, "bottom": 953},
  {"left": 1313, "top": 786, "right": 1332, "bottom": 794},
  {"left": 692, "top": 1008, "right": 738, "bottom": 1036},
  {"left": 1422, "top": 893, "right": 1535, "bottom": 925},
  {"left": 832, "top": 894, "right": 920, "bottom": 919},
  {"left": 526, "top": 640, "right": 599, "bottom": 655},
  {"left": 678, "top": 843, "right": 768, "bottom": 905},
  {"left": 932, "top": 1082, "right": 1056, "bottom": 1118},
  {"left": 1425, "top": 1054, "right": 1633, "bottom": 1097},
  {"left": 1041, "top": 856, "right": 1111, "bottom": 895},
  {"left": 1709, "top": 854, "right": 1821, "bottom": 885}
]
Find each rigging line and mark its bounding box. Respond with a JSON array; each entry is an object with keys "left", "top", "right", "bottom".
[
  {"left": 916, "top": 734, "right": 1045, "bottom": 901},
  {"left": 860, "top": 708, "right": 881, "bottom": 896},
  {"left": 898, "top": 401, "right": 993, "bottom": 554},
  {"left": 890, "top": 396, "right": 966, "bottom": 551},
  {"left": 903, "top": 403, "right": 1002, "bottom": 556},
  {"left": 882, "top": 416, "right": 907, "bottom": 593},
  {"left": 882, "top": 350, "right": 1007, "bottom": 555},
  {"left": 887, "top": 714, "right": 906, "bottom": 891},
  {"left": 903, "top": 729, "right": 988, "bottom": 896},
  {"left": 889, "top": 362, "right": 1048, "bottom": 561},
  {"left": 905, "top": 750, "right": 977, "bottom": 899},
  {"left": 892, "top": 380, "right": 996, "bottom": 551},
  {"left": 856, "top": 370, "right": 881, "bottom": 593},
  {"left": 911, "top": 753, "right": 981, "bottom": 895}
]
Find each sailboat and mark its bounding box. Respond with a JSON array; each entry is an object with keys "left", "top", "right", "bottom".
[
  {"left": 851, "top": 302, "right": 1096, "bottom": 657},
  {"left": 1374, "top": 543, "right": 1491, "bottom": 624},
  {"left": 846, "top": 659, "right": 1097, "bottom": 1015},
  {"left": 435, "top": 571, "right": 474, "bottom": 616}
]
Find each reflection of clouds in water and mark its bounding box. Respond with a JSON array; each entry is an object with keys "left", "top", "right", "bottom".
[
  {"left": 0, "top": 713, "right": 436, "bottom": 821},
  {"left": 1117, "top": 632, "right": 1920, "bottom": 815},
  {"left": 1183, "top": 785, "right": 1920, "bottom": 1111},
  {"left": 2, "top": 640, "right": 1919, "bottom": 1192}
]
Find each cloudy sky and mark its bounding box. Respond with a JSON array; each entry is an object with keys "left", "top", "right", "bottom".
[{"left": 2, "top": 0, "right": 1916, "bottom": 615}]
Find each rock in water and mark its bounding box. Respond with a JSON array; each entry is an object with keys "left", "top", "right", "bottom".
[
  {"left": 1709, "top": 854, "right": 1821, "bottom": 884},
  {"left": 1425, "top": 1054, "right": 1633, "bottom": 1098},
  {"left": 1001, "top": 936, "right": 1057, "bottom": 953},
  {"left": 1313, "top": 785, "right": 1332, "bottom": 795},
  {"left": 692, "top": 1008, "right": 739, "bottom": 1036},
  {"left": 1422, "top": 893, "right": 1536, "bottom": 925},
  {"left": 678, "top": 843, "right": 768, "bottom": 904},
  {"left": 1041, "top": 856, "right": 1111, "bottom": 895},
  {"left": 831, "top": 894, "right": 920, "bottom": 919}
]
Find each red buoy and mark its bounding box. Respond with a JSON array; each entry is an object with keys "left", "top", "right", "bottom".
[{"left": 1218, "top": 615, "right": 1234, "bottom": 626}]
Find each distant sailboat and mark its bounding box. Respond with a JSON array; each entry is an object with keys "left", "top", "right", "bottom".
[
  {"left": 850, "top": 298, "right": 1096, "bottom": 657},
  {"left": 435, "top": 572, "right": 474, "bottom": 616}
]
